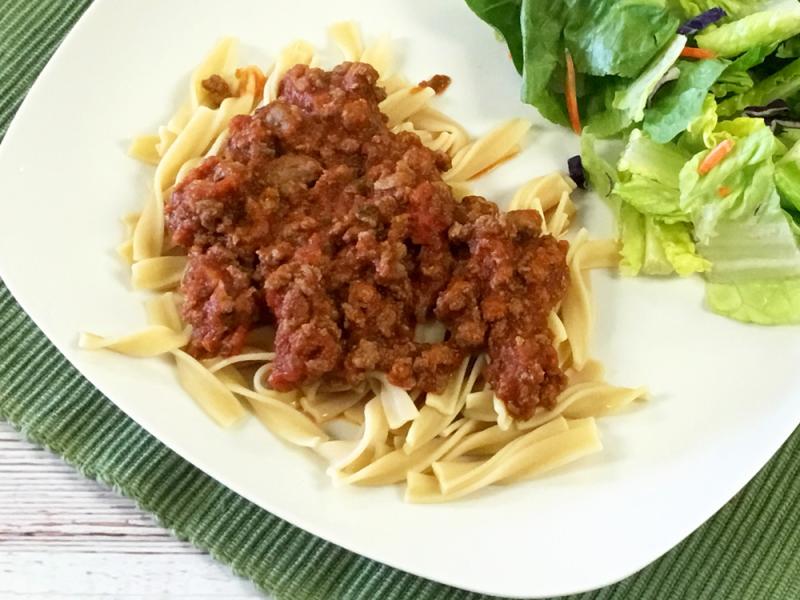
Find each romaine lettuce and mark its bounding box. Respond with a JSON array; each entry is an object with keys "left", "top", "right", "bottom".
[
  {"left": 580, "top": 127, "right": 620, "bottom": 198},
  {"left": 615, "top": 178, "right": 686, "bottom": 222},
  {"left": 619, "top": 203, "right": 647, "bottom": 275},
  {"left": 777, "top": 35, "right": 800, "bottom": 59},
  {"left": 696, "top": 3, "right": 800, "bottom": 58},
  {"left": 644, "top": 58, "right": 728, "bottom": 143},
  {"left": 679, "top": 123, "right": 779, "bottom": 242},
  {"left": 698, "top": 204, "right": 800, "bottom": 282},
  {"left": 619, "top": 203, "right": 709, "bottom": 276},
  {"left": 706, "top": 278, "right": 800, "bottom": 324},
  {"left": 471, "top": 0, "right": 684, "bottom": 129},
  {"left": 563, "top": 0, "right": 680, "bottom": 78},
  {"left": 618, "top": 129, "right": 688, "bottom": 190},
  {"left": 679, "top": 94, "right": 718, "bottom": 152},
  {"left": 717, "top": 57, "right": 800, "bottom": 117},
  {"left": 520, "top": 0, "right": 569, "bottom": 125},
  {"left": 669, "top": 0, "right": 778, "bottom": 19},
  {"left": 711, "top": 44, "right": 776, "bottom": 97},
  {"left": 612, "top": 36, "right": 687, "bottom": 125},
  {"left": 776, "top": 139, "right": 800, "bottom": 213}
]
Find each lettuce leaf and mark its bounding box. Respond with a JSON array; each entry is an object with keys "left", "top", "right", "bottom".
[
  {"left": 580, "top": 127, "right": 620, "bottom": 198},
  {"left": 776, "top": 139, "right": 800, "bottom": 213},
  {"left": 679, "top": 118, "right": 800, "bottom": 283},
  {"left": 585, "top": 101, "right": 632, "bottom": 138},
  {"left": 788, "top": 210, "right": 800, "bottom": 237},
  {"left": 717, "top": 57, "right": 800, "bottom": 117},
  {"left": 706, "top": 278, "right": 800, "bottom": 324},
  {"left": 618, "top": 129, "right": 688, "bottom": 189},
  {"left": 465, "top": 0, "right": 524, "bottom": 73},
  {"left": 619, "top": 203, "right": 648, "bottom": 275},
  {"left": 520, "top": 0, "right": 569, "bottom": 125},
  {"left": 696, "top": 3, "right": 800, "bottom": 58},
  {"left": 612, "top": 35, "right": 687, "bottom": 125},
  {"left": 679, "top": 123, "right": 780, "bottom": 242},
  {"left": 644, "top": 58, "right": 728, "bottom": 143},
  {"left": 698, "top": 204, "right": 800, "bottom": 282},
  {"left": 776, "top": 35, "right": 800, "bottom": 59},
  {"left": 659, "top": 221, "right": 713, "bottom": 275},
  {"left": 619, "top": 203, "right": 709, "bottom": 276},
  {"left": 477, "top": 0, "right": 683, "bottom": 130},
  {"left": 669, "top": 0, "right": 777, "bottom": 19},
  {"left": 711, "top": 44, "right": 776, "bottom": 97},
  {"left": 615, "top": 178, "right": 686, "bottom": 221},
  {"left": 679, "top": 94, "right": 718, "bottom": 152},
  {"left": 563, "top": 0, "right": 680, "bottom": 78},
  {"left": 614, "top": 129, "right": 690, "bottom": 220},
  {"left": 713, "top": 116, "right": 770, "bottom": 140},
  {"left": 779, "top": 128, "right": 800, "bottom": 148}
]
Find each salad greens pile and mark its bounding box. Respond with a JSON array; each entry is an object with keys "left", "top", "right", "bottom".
[{"left": 466, "top": 0, "right": 800, "bottom": 324}]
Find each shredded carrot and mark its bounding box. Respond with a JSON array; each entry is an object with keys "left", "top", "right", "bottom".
[
  {"left": 564, "top": 49, "right": 582, "bottom": 135},
  {"left": 680, "top": 47, "right": 718, "bottom": 60},
  {"left": 698, "top": 139, "right": 735, "bottom": 175},
  {"left": 717, "top": 185, "right": 732, "bottom": 197}
]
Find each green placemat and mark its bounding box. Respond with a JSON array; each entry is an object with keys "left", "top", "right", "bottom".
[{"left": 2, "top": 2, "right": 800, "bottom": 599}]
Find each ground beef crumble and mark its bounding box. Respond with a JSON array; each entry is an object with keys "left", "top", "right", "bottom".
[{"left": 201, "top": 74, "right": 233, "bottom": 108}]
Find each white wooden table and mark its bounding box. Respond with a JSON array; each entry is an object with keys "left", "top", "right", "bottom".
[{"left": 0, "top": 422, "right": 269, "bottom": 599}]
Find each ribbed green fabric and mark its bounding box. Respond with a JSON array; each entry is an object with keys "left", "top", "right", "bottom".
[{"left": 1, "top": 2, "right": 800, "bottom": 599}]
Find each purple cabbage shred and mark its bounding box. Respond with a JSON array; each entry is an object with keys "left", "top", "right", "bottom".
[
  {"left": 568, "top": 155, "right": 586, "bottom": 190},
  {"left": 770, "top": 119, "right": 800, "bottom": 132},
  {"left": 743, "top": 100, "right": 800, "bottom": 131},
  {"left": 743, "top": 100, "right": 792, "bottom": 119},
  {"left": 677, "top": 7, "right": 726, "bottom": 36}
]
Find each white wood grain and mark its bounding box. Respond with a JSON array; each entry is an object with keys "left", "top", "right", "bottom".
[{"left": 0, "top": 422, "right": 269, "bottom": 599}]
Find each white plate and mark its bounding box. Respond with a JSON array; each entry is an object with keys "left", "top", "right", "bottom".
[{"left": 1, "top": 1, "right": 799, "bottom": 597}]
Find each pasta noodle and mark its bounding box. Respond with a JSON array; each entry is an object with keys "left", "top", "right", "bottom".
[
  {"left": 172, "top": 349, "right": 248, "bottom": 428},
  {"left": 360, "top": 35, "right": 394, "bottom": 80},
  {"left": 117, "top": 212, "right": 140, "bottom": 264},
  {"left": 78, "top": 326, "right": 190, "bottom": 357},
  {"left": 80, "top": 22, "right": 643, "bottom": 503},
  {"left": 380, "top": 86, "right": 436, "bottom": 129},
  {"left": 407, "top": 417, "right": 603, "bottom": 502},
  {"left": 445, "top": 118, "right": 531, "bottom": 183},
  {"left": 410, "top": 107, "right": 470, "bottom": 156},
  {"left": 131, "top": 256, "right": 188, "bottom": 290},
  {"left": 128, "top": 135, "right": 161, "bottom": 165},
  {"left": 144, "top": 292, "right": 183, "bottom": 331},
  {"left": 300, "top": 386, "right": 366, "bottom": 423},
  {"left": 328, "top": 21, "right": 364, "bottom": 62},
  {"left": 263, "top": 40, "right": 314, "bottom": 105},
  {"left": 230, "top": 384, "right": 329, "bottom": 448}
]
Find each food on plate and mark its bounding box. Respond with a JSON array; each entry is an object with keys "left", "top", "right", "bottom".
[
  {"left": 466, "top": 0, "right": 800, "bottom": 325},
  {"left": 80, "top": 23, "right": 645, "bottom": 501}
]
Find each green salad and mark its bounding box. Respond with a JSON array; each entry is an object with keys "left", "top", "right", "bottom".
[{"left": 466, "top": 0, "right": 800, "bottom": 324}]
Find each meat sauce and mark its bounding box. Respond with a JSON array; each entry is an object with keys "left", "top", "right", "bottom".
[
  {"left": 168, "top": 62, "right": 569, "bottom": 419},
  {"left": 201, "top": 74, "right": 233, "bottom": 108},
  {"left": 418, "top": 74, "right": 451, "bottom": 95}
]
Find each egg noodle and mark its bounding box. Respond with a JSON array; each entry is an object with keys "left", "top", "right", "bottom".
[{"left": 81, "top": 22, "right": 646, "bottom": 502}]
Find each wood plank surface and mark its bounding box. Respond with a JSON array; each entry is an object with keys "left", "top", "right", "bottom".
[{"left": 0, "top": 422, "right": 268, "bottom": 599}]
